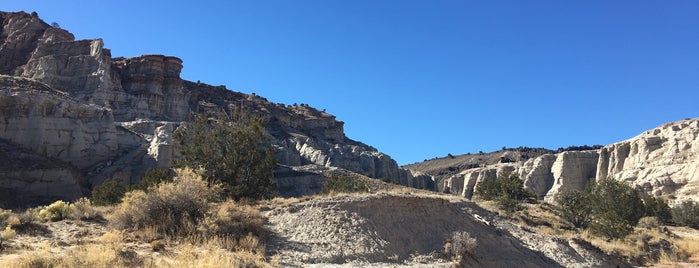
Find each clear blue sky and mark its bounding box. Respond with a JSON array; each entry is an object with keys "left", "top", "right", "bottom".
[{"left": 4, "top": 1, "right": 699, "bottom": 165}]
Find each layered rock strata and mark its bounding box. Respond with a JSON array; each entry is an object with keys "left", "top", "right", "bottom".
[
  {"left": 0, "top": 11, "right": 433, "bottom": 204},
  {"left": 442, "top": 119, "right": 699, "bottom": 203}
]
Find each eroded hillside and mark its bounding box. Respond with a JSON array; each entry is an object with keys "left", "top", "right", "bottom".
[{"left": 0, "top": 11, "right": 433, "bottom": 205}]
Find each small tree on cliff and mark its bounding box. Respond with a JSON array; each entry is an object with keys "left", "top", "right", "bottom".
[{"left": 173, "top": 109, "right": 276, "bottom": 200}]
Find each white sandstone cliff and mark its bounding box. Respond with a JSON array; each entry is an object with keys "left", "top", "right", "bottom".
[{"left": 444, "top": 119, "right": 699, "bottom": 204}]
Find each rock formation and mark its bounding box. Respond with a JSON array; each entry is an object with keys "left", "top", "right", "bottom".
[
  {"left": 0, "top": 11, "right": 433, "bottom": 205},
  {"left": 435, "top": 119, "right": 699, "bottom": 204},
  {"left": 597, "top": 119, "right": 699, "bottom": 204}
]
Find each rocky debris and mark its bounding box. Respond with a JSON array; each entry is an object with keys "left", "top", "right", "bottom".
[{"left": 265, "top": 193, "right": 628, "bottom": 267}]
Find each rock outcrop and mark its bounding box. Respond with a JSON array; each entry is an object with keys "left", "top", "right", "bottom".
[
  {"left": 0, "top": 11, "right": 433, "bottom": 205},
  {"left": 597, "top": 119, "right": 699, "bottom": 204},
  {"left": 433, "top": 119, "right": 699, "bottom": 204},
  {"left": 444, "top": 150, "right": 598, "bottom": 201},
  {"left": 0, "top": 139, "right": 82, "bottom": 207}
]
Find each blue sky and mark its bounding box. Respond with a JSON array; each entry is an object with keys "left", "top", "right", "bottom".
[{"left": 4, "top": 1, "right": 699, "bottom": 165}]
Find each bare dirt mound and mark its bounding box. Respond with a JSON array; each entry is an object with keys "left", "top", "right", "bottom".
[{"left": 265, "top": 193, "right": 628, "bottom": 267}]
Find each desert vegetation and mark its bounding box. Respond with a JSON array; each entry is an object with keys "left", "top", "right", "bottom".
[
  {"left": 0, "top": 168, "right": 274, "bottom": 267},
  {"left": 321, "top": 175, "right": 369, "bottom": 194},
  {"left": 468, "top": 177, "right": 699, "bottom": 266},
  {"left": 173, "top": 109, "right": 277, "bottom": 200},
  {"left": 443, "top": 231, "right": 477, "bottom": 266},
  {"left": 555, "top": 178, "right": 671, "bottom": 239},
  {"left": 474, "top": 172, "right": 536, "bottom": 212}
]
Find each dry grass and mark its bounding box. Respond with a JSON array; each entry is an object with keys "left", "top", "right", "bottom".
[
  {"left": 151, "top": 243, "right": 271, "bottom": 268},
  {"left": 5, "top": 233, "right": 141, "bottom": 268},
  {"left": 108, "top": 168, "right": 220, "bottom": 236},
  {"left": 580, "top": 229, "right": 643, "bottom": 260},
  {"left": 3, "top": 235, "right": 272, "bottom": 268},
  {"left": 658, "top": 236, "right": 699, "bottom": 264},
  {"left": 476, "top": 200, "right": 699, "bottom": 266},
  {"left": 0, "top": 166, "right": 277, "bottom": 267},
  {"left": 573, "top": 225, "right": 690, "bottom": 265}
]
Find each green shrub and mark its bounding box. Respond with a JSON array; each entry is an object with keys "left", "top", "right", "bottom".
[
  {"left": 588, "top": 211, "right": 633, "bottom": 239},
  {"left": 642, "top": 195, "right": 672, "bottom": 224},
  {"left": 173, "top": 110, "right": 277, "bottom": 200},
  {"left": 474, "top": 178, "right": 500, "bottom": 201},
  {"left": 556, "top": 188, "right": 592, "bottom": 228},
  {"left": 109, "top": 168, "right": 221, "bottom": 236},
  {"left": 672, "top": 201, "right": 699, "bottom": 228},
  {"left": 137, "top": 168, "right": 174, "bottom": 191},
  {"left": 588, "top": 178, "right": 645, "bottom": 227},
  {"left": 91, "top": 177, "right": 126, "bottom": 206},
  {"left": 497, "top": 195, "right": 522, "bottom": 213},
  {"left": 555, "top": 178, "right": 649, "bottom": 239},
  {"left": 38, "top": 200, "right": 73, "bottom": 222},
  {"left": 474, "top": 172, "right": 535, "bottom": 212},
  {"left": 321, "top": 176, "right": 368, "bottom": 194}
]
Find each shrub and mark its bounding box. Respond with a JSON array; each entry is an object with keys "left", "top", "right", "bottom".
[
  {"left": 321, "top": 176, "right": 368, "bottom": 194},
  {"left": 137, "top": 168, "right": 174, "bottom": 191},
  {"left": 556, "top": 188, "right": 592, "bottom": 228},
  {"left": 588, "top": 211, "right": 633, "bottom": 239},
  {"left": 475, "top": 172, "right": 534, "bottom": 202},
  {"left": 672, "top": 201, "right": 699, "bottom": 228},
  {"left": 0, "top": 208, "right": 10, "bottom": 227},
  {"left": 474, "top": 172, "right": 535, "bottom": 212},
  {"left": 68, "top": 197, "right": 100, "bottom": 220},
  {"left": 91, "top": 177, "right": 127, "bottom": 206},
  {"left": 150, "top": 240, "right": 165, "bottom": 252},
  {"left": 109, "top": 168, "right": 221, "bottom": 236},
  {"left": 643, "top": 195, "right": 672, "bottom": 224},
  {"left": 444, "top": 231, "right": 477, "bottom": 265},
  {"left": 174, "top": 110, "right": 277, "bottom": 200},
  {"left": 588, "top": 178, "right": 645, "bottom": 227},
  {"left": 38, "top": 200, "right": 73, "bottom": 222},
  {"left": 0, "top": 225, "right": 16, "bottom": 250},
  {"left": 198, "top": 200, "right": 265, "bottom": 239},
  {"left": 637, "top": 216, "right": 661, "bottom": 229},
  {"left": 6, "top": 209, "right": 41, "bottom": 230},
  {"left": 474, "top": 178, "right": 500, "bottom": 201},
  {"left": 555, "top": 178, "right": 650, "bottom": 239}
]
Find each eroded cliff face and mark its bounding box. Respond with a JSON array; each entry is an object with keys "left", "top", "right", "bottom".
[
  {"left": 0, "top": 76, "right": 140, "bottom": 169},
  {"left": 0, "top": 11, "right": 432, "bottom": 204},
  {"left": 597, "top": 119, "right": 699, "bottom": 203},
  {"left": 440, "top": 119, "right": 699, "bottom": 204},
  {"left": 188, "top": 83, "right": 435, "bottom": 190},
  {"left": 444, "top": 150, "right": 599, "bottom": 201}
]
